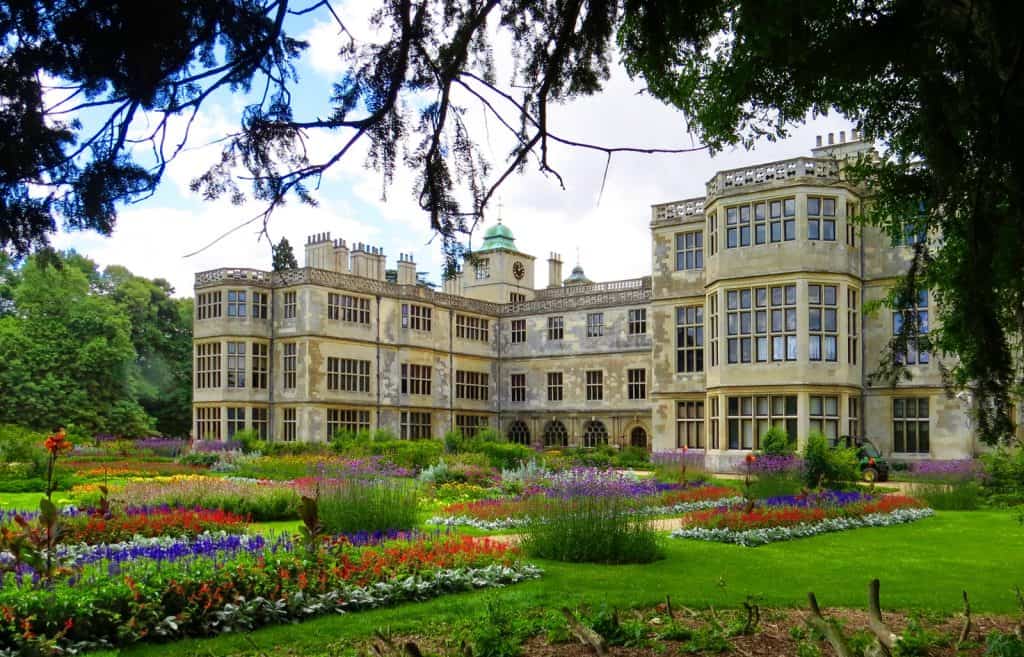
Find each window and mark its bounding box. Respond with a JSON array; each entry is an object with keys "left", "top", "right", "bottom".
[
  {"left": 808, "top": 284, "right": 839, "bottom": 362},
  {"left": 586, "top": 312, "right": 604, "bottom": 337},
  {"left": 547, "top": 316, "right": 564, "bottom": 340},
  {"left": 727, "top": 395, "right": 797, "bottom": 450},
  {"left": 725, "top": 204, "right": 751, "bottom": 248},
  {"left": 329, "top": 293, "right": 371, "bottom": 324},
  {"left": 809, "top": 395, "right": 840, "bottom": 439},
  {"left": 628, "top": 308, "right": 647, "bottom": 335},
  {"left": 510, "top": 292, "right": 526, "bottom": 304},
  {"left": 511, "top": 319, "right": 526, "bottom": 344},
  {"left": 902, "top": 222, "right": 927, "bottom": 246},
  {"left": 768, "top": 198, "right": 796, "bottom": 242},
  {"left": 456, "top": 415, "right": 489, "bottom": 437},
  {"left": 196, "top": 291, "right": 222, "bottom": 319},
  {"left": 709, "top": 396, "right": 719, "bottom": 449},
  {"left": 807, "top": 196, "right": 837, "bottom": 241},
  {"left": 251, "top": 407, "right": 268, "bottom": 440},
  {"left": 727, "top": 285, "right": 797, "bottom": 363},
  {"left": 676, "top": 305, "right": 704, "bottom": 372},
  {"left": 226, "top": 407, "right": 246, "bottom": 438},
  {"left": 474, "top": 258, "right": 489, "bottom": 280},
  {"left": 227, "top": 290, "right": 247, "bottom": 317},
  {"left": 849, "top": 397, "right": 860, "bottom": 437},
  {"left": 675, "top": 231, "right": 704, "bottom": 269},
  {"left": 327, "top": 408, "right": 370, "bottom": 439},
  {"left": 252, "top": 292, "right": 268, "bottom": 319},
  {"left": 846, "top": 203, "right": 858, "bottom": 247},
  {"left": 282, "top": 408, "right": 297, "bottom": 442},
  {"left": 195, "top": 342, "right": 221, "bottom": 389},
  {"left": 455, "top": 370, "right": 489, "bottom": 401},
  {"left": 848, "top": 288, "right": 859, "bottom": 365},
  {"left": 195, "top": 407, "right": 221, "bottom": 440},
  {"left": 401, "top": 411, "right": 432, "bottom": 440},
  {"left": 327, "top": 358, "right": 370, "bottom": 393},
  {"left": 226, "top": 342, "right": 246, "bottom": 388},
  {"left": 893, "top": 290, "right": 930, "bottom": 364},
  {"left": 630, "top": 427, "right": 648, "bottom": 448},
  {"left": 402, "top": 304, "right": 432, "bottom": 331},
  {"left": 283, "top": 291, "right": 297, "bottom": 319},
  {"left": 627, "top": 368, "right": 646, "bottom": 400},
  {"left": 752, "top": 201, "right": 767, "bottom": 244},
  {"left": 708, "top": 293, "right": 719, "bottom": 367},
  {"left": 510, "top": 373, "right": 526, "bottom": 403},
  {"left": 252, "top": 342, "right": 268, "bottom": 389},
  {"left": 677, "top": 400, "right": 705, "bottom": 448},
  {"left": 401, "top": 364, "right": 431, "bottom": 395},
  {"left": 543, "top": 420, "right": 568, "bottom": 447},
  {"left": 583, "top": 420, "right": 608, "bottom": 447},
  {"left": 893, "top": 398, "right": 930, "bottom": 453},
  {"left": 707, "top": 213, "right": 718, "bottom": 255},
  {"left": 547, "top": 372, "right": 563, "bottom": 402},
  {"left": 508, "top": 420, "right": 530, "bottom": 445},
  {"left": 283, "top": 343, "right": 296, "bottom": 389},
  {"left": 456, "top": 315, "right": 489, "bottom": 341},
  {"left": 585, "top": 370, "right": 603, "bottom": 401}
]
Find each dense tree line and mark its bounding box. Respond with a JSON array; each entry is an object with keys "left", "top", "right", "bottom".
[{"left": 0, "top": 252, "right": 192, "bottom": 437}]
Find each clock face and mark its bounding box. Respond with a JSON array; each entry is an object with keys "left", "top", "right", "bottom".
[{"left": 512, "top": 261, "right": 525, "bottom": 280}]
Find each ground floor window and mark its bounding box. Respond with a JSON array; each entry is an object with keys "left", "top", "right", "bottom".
[
  {"left": 583, "top": 420, "right": 608, "bottom": 447},
  {"left": 709, "top": 396, "right": 719, "bottom": 449},
  {"left": 251, "top": 407, "right": 269, "bottom": 440},
  {"left": 455, "top": 414, "right": 489, "bottom": 437},
  {"left": 327, "top": 408, "right": 371, "bottom": 439},
  {"left": 727, "top": 395, "right": 797, "bottom": 450},
  {"left": 282, "top": 408, "right": 297, "bottom": 442},
  {"left": 543, "top": 420, "right": 568, "bottom": 447},
  {"left": 402, "top": 411, "right": 432, "bottom": 440},
  {"left": 808, "top": 395, "right": 840, "bottom": 440},
  {"left": 893, "top": 398, "right": 930, "bottom": 453},
  {"left": 195, "top": 407, "right": 221, "bottom": 441},
  {"left": 507, "top": 420, "right": 530, "bottom": 445},
  {"left": 630, "top": 426, "right": 648, "bottom": 448},
  {"left": 226, "top": 407, "right": 246, "bottom": 439},
  {"left": 848, "top": 397, "right": 860, "bottom": 437},
  {"left": 676, "top": 400, "right": 705, "bottom": 448}
]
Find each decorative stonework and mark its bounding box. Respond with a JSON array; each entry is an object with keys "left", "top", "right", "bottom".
[{"left": 705, "top": 156, "right": 840, "bottom": 198}]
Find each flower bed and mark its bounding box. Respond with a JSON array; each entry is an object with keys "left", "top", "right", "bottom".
[
  {"left": 61, "top": 506, "right": 249, "bottom": 544},
  {"left": 0, "top": 533, "right": 540, "bottom": 652},
  {"left": 671, "top": 494, "right": 933, "bottom": 546}
]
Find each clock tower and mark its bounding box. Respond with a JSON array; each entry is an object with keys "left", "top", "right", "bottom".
[{"left": 460, "top": 218, "right": 536, "bottom": 304}]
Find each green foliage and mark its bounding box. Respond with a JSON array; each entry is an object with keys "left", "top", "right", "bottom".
[
  {"left": 0, "top": 425, "right": 47, "bottom": 477},
  {"left": 520, "top": 495, "right": 664, "bottom": 564},
  {"left": 317, "top": 478, "right": 420, "bottom": 534},
  {"left": 232, "top": 429, "right": 262, "bottom": 454},
  {"left": 178, "top": 453, "right": 218, "bottom": 467},
  {"left": 911, "top": 481, "right": 982, "bottom": 510},
  {"left": 467, "top": 596, "right": 525, "bottom": 657},
  {"left": 272, "top": 237, "right": 299, "bottom": 271},
  {"left": 981, "top": 448, "right": 1024, "bottom": 504},
  {"left": 761, "top": 426, "right": 794, "bottom": 455},
  {"left": 331, "top": 431, "right": 443, "bottom": 471},
  {"left": 893, "top": 614, "right": 947, "bottom": 656},
  {"left": 984, "top": 631, "right": 1024, "bottom": 657},
  {"left": 795, "top": 641, "right": 822, "bottom": 657},
  {"left": 803, "top": 432, "right": 858, "bottom": 488}
]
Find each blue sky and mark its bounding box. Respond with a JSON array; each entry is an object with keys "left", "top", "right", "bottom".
[{"left": 52, "top": 2, "right": 853, "bottom": 297}]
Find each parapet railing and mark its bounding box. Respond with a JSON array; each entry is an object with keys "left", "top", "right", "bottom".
[{"left": 705, "top": 156, "right": 840, "bottom": 197}]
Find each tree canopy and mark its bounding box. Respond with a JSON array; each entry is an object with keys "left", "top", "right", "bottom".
[{"left": 4, "top": 0, "right": 1024, "bottom": 442}]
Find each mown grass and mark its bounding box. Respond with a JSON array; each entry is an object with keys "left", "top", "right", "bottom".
[{"left": 100, "top": 510, "right": 1023, "bottom": 657}]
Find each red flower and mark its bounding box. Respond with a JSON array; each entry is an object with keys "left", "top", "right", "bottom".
[
  {"left": 44, "top": 429, "right": 72, "bottom": 456},
  {"left": 745, "top": 453, "right": 757, "bottom": 463}
]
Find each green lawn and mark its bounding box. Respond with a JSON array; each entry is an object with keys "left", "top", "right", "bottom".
[{"left": 100, "top": 510, "right": 1023, "bottom": 657}]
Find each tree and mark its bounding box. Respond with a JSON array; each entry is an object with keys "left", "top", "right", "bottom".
[
  {"left": 4, "top": 1, "right": 1024, "bottom": 441},
  {"left": 272, "top": 236, "right": 298, "bottom": 271}
]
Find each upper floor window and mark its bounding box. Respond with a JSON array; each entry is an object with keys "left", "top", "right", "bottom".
[
  {"left": 227, "top": 290, "right": 247, "bottom": 317},
  {"left": 195, "top": 342, "right": 221, "bottom": 389},
  {"left": 547, "top": 372, "right": 563, "bottom": 402},
  {"left": 252, "top": 292, "right": 268, "bottom": 319},
  {"left": 282, "top": 343, "right": 297, "bottom": 389},
  {"left": 474, "top": 258, "right": 490, "bottom": 280},
  {"left": 708, "top": 293, "right": 719, "bottom": 368},
  {"left": 455, "top": 370, "right": 489, "bottom": 401},
  {"left": 402, "top": 303, "right": 432, "bottom": 331},
  {"left": 226, "top": 342, "right": 246, "bottom": 388},
  {"left": 401, "top": 363, "right": 432, "bottom": 395},
  {"left": 727, "top": 285, "right": 796, "bottom": 363},
  {"left": 327, "top": 357, "right": 371, "bottom": 393},
  {"left": 807, "top": 197, "right": 837, "bottom": 241},
  {"left": 586, "top": 312, "right": 604, "bottom": 337},
  {"left": 893, "top": 290, "right": 930, "bottom": 364},
  {"left": 252, "top": 342, "right": 268, "bottom": 389},
  {"left": 511, "top": 319, "right": 526, "bottom": 344},
  {"left": 547, "top": 316, "right": 564, "bottom": 341},
  {"left": 769, "top": 198, "right": 796, "bottom": 242},
  {"left": 808, "top": 284, "right": 838, "bottom": 362},
  {"left": 283, "top": 291, "right": 297, "bottom": 319},
  {"left": 329, "top": 293, "right": 371, "bottom": 324},
  {"left": 847, "top": 288, "right": 859, "bottom": 365},
  {"left": 510, "top": 373, "right": 526, "bottom": 403},
  {"left": 196, "top": 291, "right": 222, "bottom": 320},
  {"left": 676, "top": 305, "right": 704, "bottom": 373},
  {"left": 628, "top": 308, "right": 647, "bottom": 335},
  {"left": 627, "top": 368, "right": 646, "bottom": 400},
  {"left": 456, "top": 314, "right": 489, "bottom": 342},
  {"left": 846, "top": 202, "right": 858, "bottom": 247},
  {"left": 675, "top": 231, "right": 704, "bottom": 269},
  {"left": 585, "top": 370, "right": 603, "bottom": 401},
  {"left": 707, "top": 213, "right": 718, "bottom": 255},
  {"left": 725, "top": 205, "right": 750, "bottom": 248}
]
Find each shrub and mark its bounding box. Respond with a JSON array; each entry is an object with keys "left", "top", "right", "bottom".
[
  {"left": 469, "top": 596, "right": 525, "bottom": 657},
  {"left": 802, "top": 432, "right": 858, "bottom": 488},
  {"left": 478, "top": 442, "right": 534, "bottom": 469},
  {"left": 611, "top": 446, "right": 651, "bottom": 469},
  {"left": 984, "top": 631, "right": 1024, "bottom": 657},
  {"left": 0, "top": 425, "right": 48, "bottom": 478},
  {"left": 332, "top": 433, "right": 443, "bottom": 471},
  {"left": 911, "top": 480, "right": 982, "bottom": 510},
  {"left": 981, "top": 447, "right": 1024, "bottom": 504},
  {"left": 520, "top": 494, "right": 664, "bottom": 564},
  {"left": 563, "top": 446, "right": 614, "bottom": 469},
  {"left": 760, "top": 426, "right": 794, "bottom": 455},
  {"left": 318, "top": 478, "right": 420, "bottom": 534},
  {"left": 179, "top": 452, "right": 218, "bottom": 467}
]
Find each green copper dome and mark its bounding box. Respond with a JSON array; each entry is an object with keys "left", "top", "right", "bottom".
[
  {"left": 564, "top": 264, "right": 592, "bottom": 286},
  {"left": 478, "top": 220, "right": 516, "bottom": 252}
]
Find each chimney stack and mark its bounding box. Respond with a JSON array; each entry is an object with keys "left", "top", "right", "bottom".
[
  {"left": 397, "top": 253, "right": 417, "bottom": 285},
  {"left": 547, "top": 252, "right": 563, "bottom": 288},
  {"left": 304, "top": 232, "right": 333, "bottom": 269},
  {"left": 332, "top": 238, "right": 350, "bottom": 274}
]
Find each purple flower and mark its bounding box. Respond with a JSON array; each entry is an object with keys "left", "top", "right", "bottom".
[{"left": 907, "top": 460, "right": 982, "bottom": 482}]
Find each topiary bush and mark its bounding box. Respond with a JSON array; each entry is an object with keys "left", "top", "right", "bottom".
[{"left": 760, "top": 426, "right": 794, "bottom": 455}]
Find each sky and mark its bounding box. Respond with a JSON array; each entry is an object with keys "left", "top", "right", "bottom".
[{"left": 51, "top": 2, "right": 853, "bottom": 297}]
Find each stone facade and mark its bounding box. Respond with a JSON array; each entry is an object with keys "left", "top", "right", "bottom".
[{"left": 192, "top": 135, "right": 986, "bottom": 463}]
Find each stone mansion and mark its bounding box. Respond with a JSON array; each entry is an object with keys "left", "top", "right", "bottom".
[{"left": 192, "top": 133, "right": 983, "bottom": 468}]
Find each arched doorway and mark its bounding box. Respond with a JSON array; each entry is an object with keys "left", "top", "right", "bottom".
[
  {"left": 629, "top": 426, "right": 648, "bottom": 448},
  {"left": 583, "top": 420, "right": 609, "bottom": 447},
  {"left": 543, "top": 420, "right": 569, "bottom": 447},
  {"left": 507, "top": 420, "right": 531, "bottom": 445}
]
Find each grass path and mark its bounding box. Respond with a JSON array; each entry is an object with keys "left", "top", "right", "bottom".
[{"left": 105, "top": 510, "right": 1023, "bottom": 657}]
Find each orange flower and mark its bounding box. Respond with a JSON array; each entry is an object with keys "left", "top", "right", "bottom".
[
  {"left": 745, "top": 453, "right": 757, "bottom": 463},
  {"left": 44, "top": 429, "right": 72, "bottom": 455}
]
